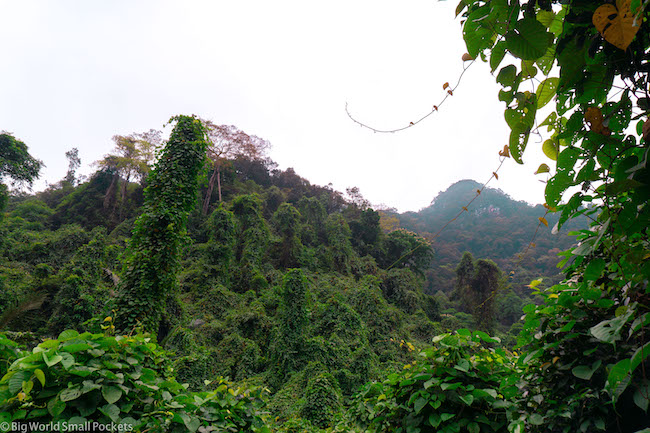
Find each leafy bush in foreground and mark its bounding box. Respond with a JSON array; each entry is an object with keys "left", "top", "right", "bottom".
[
  {"left": 0, "top": 330, "right": 270, "bottom": 432},
  {"left": 348, "top": 330, "right": 519, "bottom": 433}
]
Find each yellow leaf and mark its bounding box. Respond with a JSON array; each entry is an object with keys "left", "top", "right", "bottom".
[
  {"left": 104, "top": 316, "right": 113, "bottom": 322},
  {"left": 443, "top": 82, "right": 450, "bottom": 90},
  {"left": 493, "top": 171, "right": 499, "bottom": 180},
  {"left": 552, "top": 356, "right": 560, "bottom": 364},
  {"left": 542, "top": 139, "right": 558, "bottom": 161},
  {"left": 548, "top": 293, "right": 559, "bottom": 299},
  {"left": 535, "top": 163, "right": 550, "bottom": 174},
  {"left": 593, "top": 0, "right": 640, "bottom": 50},
  {"left": 538, "top": 217, "right": 549, "bottom": 227},
  {"left": 462, "top": 206, "right": 468, "bottom": 212}
]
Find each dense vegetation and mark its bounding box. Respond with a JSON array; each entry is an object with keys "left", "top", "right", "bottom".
[{"left": 2, "top": 0, "right": 650, "bottom": 431}]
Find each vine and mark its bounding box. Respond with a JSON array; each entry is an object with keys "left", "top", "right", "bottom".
[{"left": 114, "top": 115, "right": 208, "bottom": 335}]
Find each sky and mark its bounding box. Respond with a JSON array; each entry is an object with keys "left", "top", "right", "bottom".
[{"left": 1, "top": 0, "right": 552, "bottom": 212}]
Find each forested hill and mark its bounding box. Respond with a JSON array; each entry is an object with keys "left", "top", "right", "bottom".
[{"left": 395, "top": 179, "right": 586, "bottom": 294}]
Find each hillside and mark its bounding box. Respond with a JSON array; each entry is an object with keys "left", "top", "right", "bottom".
[
  {"left": 1, "top": 116, "right": 647, "bottom": 432},
  {"left": 0, "top": 135, "right": 444, "bottom": 429},
  {"left": 394, "top": 179, "right": 586, "bottom": 296}
]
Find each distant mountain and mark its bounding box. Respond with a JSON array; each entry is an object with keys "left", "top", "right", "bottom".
[{"left": 395, "top": 179, "right": 586, "bottom": 295}]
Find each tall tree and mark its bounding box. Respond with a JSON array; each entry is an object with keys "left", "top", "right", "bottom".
[
  {"left": 96, "top": 129, "right": 162, "bottom": 212},
  {"left": 63, "top": 148, "right": 81, "bottom": 186},
  {"left": 114, "top": 116, "right": 207, "bottom": 335},
  {"left": 453, "top": 253, "right": 501, "bottom": 333},
  {"left": 272, "top": 202, "right": 303, "bottom": 268},
  {"left": 201, "top": 121, "right": 270, "bottom": 213},
  {"left": 0, "top": 133, "right": 42, "bottom": 215},
  {"left": 0, "top": 133, "right": 42, "bottom": 188}
]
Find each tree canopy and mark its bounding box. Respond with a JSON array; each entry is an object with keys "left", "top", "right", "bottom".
[{"left": 0, "top": 133, "right": 42, "bottom": 188}]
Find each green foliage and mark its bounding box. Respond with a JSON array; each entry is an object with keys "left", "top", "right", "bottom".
[
  {"left": 0, "top": 334, "right": 23, "bottom": 377},
  {"left": 323, "top": 214, "right": 355, "bottom": 274},
  {"left": 349, "top": 208, "right": 383, "bottom": 258},
  {"left": 115, "top": 115, "right": 208, "bottom": 334},
  {"left": 458, "top": 0, "right": 650, "bottom": 430},
  {"left": 231, "top": 194, "right": 271, "bottom": 292},
  {"left": 0, "top": 330, "right": 270, "bottom": 432},
  {"left": 301, "top": 371, "right": 342, "bottom": 428},
  {"left": 51, "top": 169, "right": 142, "bottom": 230},
  {"left": 206, "top": 204, "right": 238, "bottom": 284},
  {"left": 453, "top": 253, "right": 502, "bottom": 333},
  {"left": 297, "top": 196, "right": 327, "bottom": 247},
  {"left": 380, "top": 228, "right": 433, "bottom": 276},
  {"left": 270, "top": 269, "right": 309, "bottom": 386},
  {"left": 0, "top": 133, "right": 42, "bottom": 188},
  {"left": 272, "top": 202, "right": 303, "bottom": 268},
  {"left": 349, "top": 331, "right": 516, "bottom": 433},
  {"left": 380, "top": 268, "right": 422, "bottom": 314}
]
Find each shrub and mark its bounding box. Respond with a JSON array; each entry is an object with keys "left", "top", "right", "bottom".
[
  {"left": 349, "top": 330, "right": 519, "bottom": 433},
  {"left": 0, "top": 330, "right": 271, "bottom": 432}
]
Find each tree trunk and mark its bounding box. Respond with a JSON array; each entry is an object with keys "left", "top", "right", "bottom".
[
  {"left": 202, "top": 165, "right": 218, "bottom": 215},
  {"left": 119, "top": 174, "right": 130, "bottom": 220},
  {"left": 104, "top": 173, "right": 118, "bottom": 209},
  {"left": 217, "top": 165, "right": 222, "bottom": 203}
]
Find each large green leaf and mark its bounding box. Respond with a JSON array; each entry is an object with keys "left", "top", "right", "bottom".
[
  {"left": 590, "top": 308, "right": 634, "bottom": 344},
  {"left": 463, "top": 7, "right": 496, "bottom": 58},
  {"left": 536, "top": 78, "right": 558, "bottom": 108},
  {"left": 572, "top": 360, "right": 601, "bottom": 380},
  {"left": 505, "top": 18, "right": 553, "bottom": 60},
  {"left": 633, "top": 381, "right": 649, "bottom": 411},
  {"left": 8, "top": 371, "right": 31, "bottom": 394},
  {"left": 60, "top": 387, "right": 82, "bottom": 402},
  {"left": 607, "top": 359, "right": 631, "bottom": 399},
  {"left": 47, "top": 398, "right": 66, "bottom": 418},
  {"left": 509, "top": 123, "right": 530, "bottom": 164},
  {"left": 43, "top": 352, "right": 63, "bottom": 368},
  {"left": 58, "top": 330, "right": 80, "bottom": 341},
  {"left": 545, "top": 147, "right": 580, "bottom": 206},
  {"left": 102, "top": 385, "right": 123, "bottom": 404},
  {"left": 497, "top": 65, "right": 517, "bottom": 87},
  {"left": 490, "top": 41, "right": 507, "bottom": 72}
]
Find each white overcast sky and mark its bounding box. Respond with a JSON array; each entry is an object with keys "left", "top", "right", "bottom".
[{"left": 1, "top": 0, "right": 551, "bottom": 212}]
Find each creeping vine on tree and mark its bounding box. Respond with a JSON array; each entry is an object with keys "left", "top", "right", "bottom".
[{"left": 115, "top": 115, "right": 208, "bottom": 335}]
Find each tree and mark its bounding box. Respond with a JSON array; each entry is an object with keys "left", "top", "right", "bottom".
[
  {"left": 453, "top": 252, "right": 501, "bottom": 333},
  {"left": 380, "top": 228, "right": 433, "bottom": 276},
  {"left": 63, "top": 148, "right": 81, "bottom": 186},
  {"left": 201, "top": 121, "right": 270, "bottom": 213},
  {"left": 0, "top": 133, "right": 42, "bottom": 188},
  {"left": 269, "top": 269, "right": 309, "bottom": 387},
  {"left": 272, "top": 202, "right": 303, "bottom": 268},
  {"left": 114, "top": 116, "right": 207, "bottom": 335},
  {"left": 96, "top": 129, "right": 162, "bottom": 213},
  {"left": 0, "top": 133, "right": 42, "bottom": 217}
]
